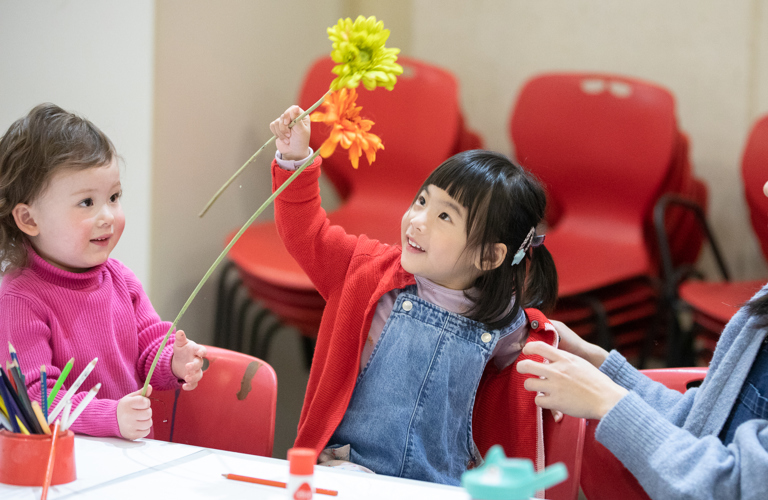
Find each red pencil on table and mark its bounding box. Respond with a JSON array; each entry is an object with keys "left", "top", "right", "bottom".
[
  {"left": 222, "top": 473, "right": 338, "bottom": 496},
  {"left": 41, "top": 420, "right": 61, "bottom": 500}
]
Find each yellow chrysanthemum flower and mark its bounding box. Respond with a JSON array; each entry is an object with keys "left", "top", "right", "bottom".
[
  {"left": 311, "top": 88, "right": 384, "bottom": 169},
  {"left": 328, "top": 15, "right": 403, "bottom": 91}
]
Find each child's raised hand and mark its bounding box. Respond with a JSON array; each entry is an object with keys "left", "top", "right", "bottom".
[
  {"left": 270, "top": 105, "right": 311, "bottom": 161},
  {"left": 171, "top": 329, "right": 207, "bottom": 391},
  {"left": 117, "top": 385, "right": 153, "bottom": 440}
]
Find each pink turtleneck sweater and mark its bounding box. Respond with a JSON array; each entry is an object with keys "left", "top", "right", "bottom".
[{"left": 0, "top": 247, "right": 180, "bottom": 438}]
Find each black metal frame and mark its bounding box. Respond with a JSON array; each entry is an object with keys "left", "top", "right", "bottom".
[
  {"left": 653, "top": 193, "right": 731, "bottom": 366},
  {"left": 213, "top": 260, "right": 315, "bottom": 369}
]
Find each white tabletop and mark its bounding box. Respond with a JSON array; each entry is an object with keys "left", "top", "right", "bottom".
[{"left": 0, "top": 436, "right": 473, "bottom": 500}]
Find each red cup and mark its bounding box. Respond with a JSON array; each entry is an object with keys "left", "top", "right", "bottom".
[{"left": 0, "top": 429, "right": 76, "bottom": 486}]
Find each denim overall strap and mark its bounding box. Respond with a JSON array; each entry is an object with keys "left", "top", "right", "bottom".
[
  {"left": 719, "top": 336, "right": 768, "bottom": 445},
  {"left": 329, "top": 288, "right": 524, "bottom": 485}
]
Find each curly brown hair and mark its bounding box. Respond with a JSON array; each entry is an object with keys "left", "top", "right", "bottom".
[{"left": 0, "top": 103, "right": 116, "bottom": 273}]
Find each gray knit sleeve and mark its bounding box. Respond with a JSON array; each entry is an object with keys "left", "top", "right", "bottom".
[{"left": 597, "top": 391, "right": 768, "bottom": 500}]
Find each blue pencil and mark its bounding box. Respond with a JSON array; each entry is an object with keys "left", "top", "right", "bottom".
[
  {"left": 0, "top": 370, "right": 21, "bottom": 433},
  {"left": 41, "top": 365, "right": 48, "bottom": 422},
  {"left": 8, "top": 343, "right": 23, "bottom": 385}
]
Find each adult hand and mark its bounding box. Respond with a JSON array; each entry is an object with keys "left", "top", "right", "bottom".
[
  {"left": 516, "top": 341, "right": 628, "bottom": 419},
  {"left": 550, "top": 319, "right": 609, "bottom": 369}
]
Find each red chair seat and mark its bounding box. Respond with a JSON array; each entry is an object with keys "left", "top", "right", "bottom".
[
  {"left": 545, "top": 216, "right": 650, "bottom": 297},
  {"left": 679, "top": 279, "right": 764, "bottom": 325}
]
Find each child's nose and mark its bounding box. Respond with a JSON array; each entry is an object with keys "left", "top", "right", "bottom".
[
  {"left": 411, "top": 212, "right": 428, "bottom": 231},
  {"left": 97, "top": 205, "right": 115, "bottom": 225}
]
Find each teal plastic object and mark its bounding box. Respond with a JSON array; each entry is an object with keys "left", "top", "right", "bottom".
[{"left": 461, "top": 445, "right": 568, "bottom": 500}]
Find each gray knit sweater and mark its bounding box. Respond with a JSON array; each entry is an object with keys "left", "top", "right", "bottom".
[{"left": 597, "top": 285, "right": 768, "bottom": 500}]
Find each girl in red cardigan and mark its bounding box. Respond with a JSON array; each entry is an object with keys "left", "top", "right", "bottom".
[{"left": 270, "top": 106, "right": 558, "bottom": 485}]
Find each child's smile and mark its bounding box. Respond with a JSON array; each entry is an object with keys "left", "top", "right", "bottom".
[{"left": 400, "top": 185, "right": 482, "bottom": 290}]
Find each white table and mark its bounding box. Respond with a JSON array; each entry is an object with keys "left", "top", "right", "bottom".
[{"left": 0, "top": 436, "right": 474, "bottom": 499}]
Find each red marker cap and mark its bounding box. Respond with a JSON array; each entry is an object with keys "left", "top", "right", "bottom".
[{"left": 288, "top": 447, "right": 316, "bottom": 476}]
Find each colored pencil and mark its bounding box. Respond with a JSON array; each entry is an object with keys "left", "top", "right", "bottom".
[
  {"left": 48, "top": 357, "right": 97, "bottom": 424},
  {"left": 8, "top": 342, "right": 20, "bottom": 370},
  {"left": 15, "top": 416, "right": 30, "bottom": 435},
  {"left": 31, "top": 401, "right": 52, "bottom": 435},
  {"left": 5, "top": 362, "right": 17, "bottom": 392},
  {"left": 41, "top": 365, "right": 48, "bottom": 422},
  {"left": 8, "top": 362, "right": 43, "bottom": 434},
  {"left": 63, "top": 383, "right": 100, "bottom": 431},
  {"left": 0, "top": 368, "right": 25, "bottom": 432},
  {"left": 0, "top": 408, "right": 10, "bottom": 431},
  {"left": 222, "top": 473, "right": 339, "bottom": 496},
  {"left": 60, "top": 400, "right": 71, "bottom": 431},
  {"left": 41, "top": 421, "right": 60, "bottom": 500},
  {"left": 46, "top": 357, "right": 74, "bottom": 411},
  {"left": 0, "top": 388, "right": 7, "bottom": 417}
]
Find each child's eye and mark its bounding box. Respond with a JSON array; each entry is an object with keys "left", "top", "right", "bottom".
[
  {"left": 438, "top": 212, "right": 452, "bottom": 221},
  {"left": 79, "top": 198, "right": 93, "bottom": 207},
  {"left": 417, "top": 195, "right": 426, "bottom": 206},
  {"left": 110, "top": 191, "right": 122, "bottom": 203}
]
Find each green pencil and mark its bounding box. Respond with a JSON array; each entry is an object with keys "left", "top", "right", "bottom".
[{"left": 46, "top": 357, "right": 73, "bottom": 411}]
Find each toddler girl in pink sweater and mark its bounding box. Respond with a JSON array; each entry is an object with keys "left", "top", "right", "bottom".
[{"left": 0, "top": 103, "right": 206, "bottom": 439}]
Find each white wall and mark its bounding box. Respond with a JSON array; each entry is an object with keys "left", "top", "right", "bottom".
[{"left": 0, "top": 0, "right": 155, "bottom": 286}]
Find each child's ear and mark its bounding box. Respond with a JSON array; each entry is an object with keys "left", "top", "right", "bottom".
[
  {"left": 12, "top": 203, "right": 40, "bottom": 237},
  {"left": 475, "top": 243, "right": 507, "bottom": 271}
]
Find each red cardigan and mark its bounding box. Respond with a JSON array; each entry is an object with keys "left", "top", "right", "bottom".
[{"left": 272, "top": 159, "right": 557, "bottom": 468}]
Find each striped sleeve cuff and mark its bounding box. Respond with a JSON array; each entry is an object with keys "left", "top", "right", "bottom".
[{"left": 599, "top": 349, "right": 645, "bottom": 390}]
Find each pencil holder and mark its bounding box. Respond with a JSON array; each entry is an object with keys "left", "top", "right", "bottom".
[{"left": 0, "top": 429, "right": 76, "bottom": 486}]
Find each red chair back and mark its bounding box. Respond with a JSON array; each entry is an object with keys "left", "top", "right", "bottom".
[
  {"left": 299, "top": 56, "right": 461, "bottom": 200},
  {"left": 544, "top": 410, "right": 586, "bottom": 500},
  {"left": 580, "top": 367, "right": 707, "bottom": 500},
  {"left": 151, "top": 346, "right": 277, "bottom": 457},
  {"left": 511, "top": 73, "right": 677, "bottom": 224},
  {"left": 742, "top": 114, "right": 768, "bottom": 260}
]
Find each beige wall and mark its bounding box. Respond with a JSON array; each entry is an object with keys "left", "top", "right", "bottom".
[
  {"left": 152, "top": 1, "right": 343, "bottom": 340},
  {"left": 5, "top": 2, "right": 763, "bottom": 344},
  {"left": 408, "top": 0, "right": 768, "bottom": 280},
  {"left": 153, "top": 1, "right": 768, "bottom": 343}
]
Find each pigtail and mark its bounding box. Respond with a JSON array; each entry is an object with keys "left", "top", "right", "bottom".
[{"left": 522, "top": 243, "right": 558, "bottom": 314}]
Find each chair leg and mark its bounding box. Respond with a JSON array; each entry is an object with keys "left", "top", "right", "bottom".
[
  {"left": 230, "top": 295, "right": 254, "bottom": 353},
  {"left": 213, "top": 260, "right": 236, "bottom": 347},
  {"left": 300, "top": 335, "right": 316, "bottom": 371},
  {"left": 247, "top": 305, "right": 273, "bottom": 358},
  {"left": 220, "top": 275, "right": 243, "bottom": 350},
  {"left": 256, "top": 320, "right": 283, "bottom": 362},
  {"left": 573, "top": 295, "right": 613, "bottom": 351}
]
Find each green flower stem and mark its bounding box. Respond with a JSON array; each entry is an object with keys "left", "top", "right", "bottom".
[
  {"left": 142, "top": 148, "right": 323, "bottom": 396},
  {"left": 198, "top": 90, "right": 331, "bottom": 218}
]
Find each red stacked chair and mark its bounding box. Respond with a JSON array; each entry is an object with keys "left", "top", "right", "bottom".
[
  {"left": 656, "top": 114, "right": 768, "bottom": 365},
  {"left": 510, "top": 73, "right": 705, "bottom": 363},
  {"left": 580, "top": 367, "right": 708, "bottom": 500},
  {"left": 223, "top": 56, "right": 483, "bottom": 363}
]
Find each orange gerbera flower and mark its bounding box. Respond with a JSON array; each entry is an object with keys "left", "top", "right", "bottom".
[{"left": 310, "top": 88, "right": 384, "bottom": 169}]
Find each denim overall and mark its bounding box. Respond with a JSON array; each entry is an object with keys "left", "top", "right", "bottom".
[
  {"left": 328, "top": 287, "right": 526, "bottom": 485},
  {"left": 719, "top": 336, "right": 768, "bottom": 445}
]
